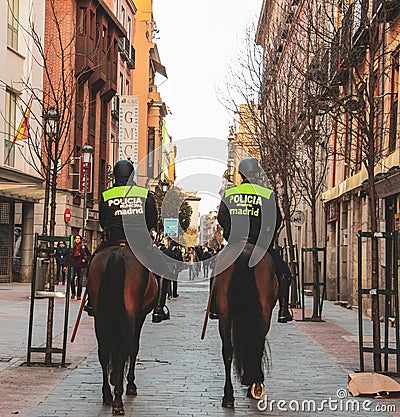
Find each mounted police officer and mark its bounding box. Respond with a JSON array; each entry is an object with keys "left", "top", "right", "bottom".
[
  {"left": 217, "top": 157, "right": 293, "bottom": 323},
  {"left": 85, "top": 159, "right": 170, "bottom": 323}
]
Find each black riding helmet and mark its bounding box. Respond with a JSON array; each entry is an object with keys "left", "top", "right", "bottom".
[
  {"left": 114, "top": 159, "right": 134, "bottom": 184},
  {"left": 238, "top": 157, "right": 260, "bottom": 180}
]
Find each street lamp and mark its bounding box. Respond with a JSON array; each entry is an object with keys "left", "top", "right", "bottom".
[
  {"left": 81, "top": 143, "right": 94, "bottom": 246},
  {"left": 161, "top": 179, "right": 169, "bottom": 193},
  {"left": 45, "top": 107, "right": 59, "bottom": 137},
  {"left": 42, "top": 108, "right": 60, "bottom": 237}
]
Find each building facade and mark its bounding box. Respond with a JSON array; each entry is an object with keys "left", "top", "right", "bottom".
[
  {"left": 255, "top": 0, "right": 400, "bottom": 314},
  {"left": 0, "top": 0, "right": 45, "bottom": 282},
  {"left": 0, "top": 0, "right": 171, "bottom": 282}
]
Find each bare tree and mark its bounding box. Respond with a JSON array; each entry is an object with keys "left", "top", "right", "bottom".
[
  {"left": 299, "top": 0, "right": 400, "bottom": 370},
  {"left": 219, "top": 19, "right": 301, "bottom": 302}
]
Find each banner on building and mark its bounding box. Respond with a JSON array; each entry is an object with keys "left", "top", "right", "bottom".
[{"left": 119, "top": 95, "right": 139, "bottom": 182}]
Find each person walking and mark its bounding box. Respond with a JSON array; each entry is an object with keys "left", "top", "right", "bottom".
[
  {"left": 187, "top": 247, "right": 196, "bottom": 280},
  {"left": 202, "top": 246, "right": 211, "bottom": 278},
  {"left": 170, "top": 242, "right": 182, "bottom": 298},
  {"left": 55, "top": 241, "right": 67, "bottom": 285},
  {"left": 65, "top": 235, "right": 91, "bottom": 300}
]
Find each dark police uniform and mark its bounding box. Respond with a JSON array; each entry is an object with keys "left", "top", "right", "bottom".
[
  {"left": 99, "top": 184, "right": 157, "bottom": 242},
  {"left": 217, "top": 174, "right": 292, "bottom": 323},
  {"left": 217, "top": 181, "right": 278, "bottom": 248}
]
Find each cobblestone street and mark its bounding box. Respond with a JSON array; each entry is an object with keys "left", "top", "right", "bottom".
[{"left": 1, "top": 279, "right": 400, "bottom": 417}]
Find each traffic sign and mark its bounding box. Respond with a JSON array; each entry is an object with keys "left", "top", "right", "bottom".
[
  {"left": 292, "top": 210, "right": 305, "bottom": 227},
  {"left": 164, "top": 218, "right": 179, "bottom": 238},
  {"left": 64, "top": 207, "right": 71, "bottom": 223}
]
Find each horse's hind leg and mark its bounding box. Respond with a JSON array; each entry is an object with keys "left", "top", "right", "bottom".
[
  {"left": 110, "top": 357, "right": 125, "bottom": 415},
  {"left": 219, "top": 318, "right": 234, "bottom": 408},
  {"left": 126, "top": 315, "right": 145, "bottom": 395},
  {"left": 98, "top": 345, "right": 113, "bottom": 405}
]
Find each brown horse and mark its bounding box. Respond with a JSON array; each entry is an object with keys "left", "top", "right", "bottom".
[
  {"left": 88, "top": 245, "right": 158, "bottom": 415},
  {"left": 213, "top": 243, "right": 278, "bottom": 408}
]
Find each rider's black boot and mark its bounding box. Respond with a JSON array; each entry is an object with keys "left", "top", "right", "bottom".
[
  {"left": 84, "top": 292, "right": 95, "bottom": 316},
  {"left": 84, "top": 302, "right": 94, "bottom": 316},
  {"left": 278, "top": 274, "right": 293, "bottom": 323},
  {"left": 152, "top": 276, "right": 170, "bottom": 323}
]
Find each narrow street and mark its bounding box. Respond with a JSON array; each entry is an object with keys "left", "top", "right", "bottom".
[{"left": 1, "top": 279, "right": 399, "bottom": 417}]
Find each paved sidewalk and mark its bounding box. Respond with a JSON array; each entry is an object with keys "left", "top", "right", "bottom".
[{"left": 1, "top": 280, "right": 399, "bottom": 417}]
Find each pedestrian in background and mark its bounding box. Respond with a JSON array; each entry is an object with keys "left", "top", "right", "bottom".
[
  {"left": 187, "top": 247, "right": 197, "bottom": 280},
  {"left": 170, "top": 242, "right": 182, "bottom": 298},
  {"left": 65, "top": 235, "right": 91, "bottom": 300},
  {"left": 55, "top": 241, "right": 67, "bottom": 285},
  {"left": 202, "top": 246, "right": 211, "bottom": 278}
]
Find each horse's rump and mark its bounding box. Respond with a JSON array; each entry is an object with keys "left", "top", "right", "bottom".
[
  {"left": 88, "top": 245, "right": 158, "bottom": 414},
  {"left": 216, "top": 244, "right": 278, "bottom": 384},
  {"left": 89, "top": 246, "right": 157, "bottom": 360}
]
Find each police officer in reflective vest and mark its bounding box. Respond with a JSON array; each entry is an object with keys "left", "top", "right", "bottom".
[
  {"left": 217, "top": 157, "right": 293, "bottom": 323},
  {"left": 85, "top": 159, "right": 170, "bottom": 322}
]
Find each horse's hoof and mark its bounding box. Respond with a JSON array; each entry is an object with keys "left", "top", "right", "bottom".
[
  {"left": 126, "top": 385, "right": 137, "bottom": 396},
  {"left": 222, "top": 397, "right": 234, "bottom": 408},
  {"left": 112, "top": 406, "right": 125, "bottom": 415},
  {"left": 250, "top": 382, "right": 265, "bottom": 400}
]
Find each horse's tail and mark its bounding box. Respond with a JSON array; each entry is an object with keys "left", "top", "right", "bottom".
[
  {"left": 229, "top": 250, "right": 266, "bottom": 385},
  {"left": 97, "top": 248, "right": 131, "bottom": 367}
]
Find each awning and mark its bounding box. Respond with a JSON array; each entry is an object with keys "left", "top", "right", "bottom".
[
  {"left": 150, "top": 45, "right": 167, "bottom": 78},
  {"left": 322, "top": 170, "right": 367, "bottom": 202},
  {"left": 0, "top": 182, "right": 45, "bottom": 203},
  {"left": 322, "top": 150, "right": 400, "bottom": 202},
  {"left": 151, "top": 58, "right": 167, "bottom": 78}
]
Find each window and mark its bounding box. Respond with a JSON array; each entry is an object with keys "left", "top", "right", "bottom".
[
  {"left": 344, "top": 112, "right": 353, "bottom": 178},
  {"left": 4, "top": 89, "right": 17, "bottom": 166},
  {"left": 7, "top": 0, "right": 19, "bottom": 49},
  {"left": 119, "top": 72, "right": 124, "bottom": 95},
  {"left": 114, "top": 0, "right": 119, "bottom": 18},
  {"left": 389, "top": 52, "right": 399, "bottom": 153},
  {"left": 78, "top": 7, "right": 87, "bottom": 35},
  {"left": 89, "top": 89, "right": 96, "bottom": 138},
  {"left": 147, "top": 127, "right": 155, "bottom": 178},
  {"left": 125, "top": 79, "right": 130, "bottom": 95},
  {"left": 101, "top": 99, "right": 107, "bottom": 144},
  {"left": 121, "top": 6, "right": 126, "bottom": 27},
  {"left": 127, "top": 16, "right": 132, "bottom": 40}
]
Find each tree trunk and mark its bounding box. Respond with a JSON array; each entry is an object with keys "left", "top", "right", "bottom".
[
  {"left": 281, "top": 177, "right": 298, "bottom": 307},
  {"left": 45, "top": 142, "right": 59, "bottom": 366},
  {"left": 310, "top": 128, "right": 320, "bottom": 320},
  {"left": 367, "top": 167, "right": 381, "bottom": 372}
]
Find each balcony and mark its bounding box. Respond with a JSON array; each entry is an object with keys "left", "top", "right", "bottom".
[
  {"left": 118, "top": 37, "right": 130, "bottom": 61},
  {"left": 90, "top": 44, "right": 107, "bottom": 93},
  {"left": 76, "top": 33, "right": 95, "bottom": 83}
]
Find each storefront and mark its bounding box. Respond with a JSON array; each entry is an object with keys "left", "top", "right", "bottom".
[{"left": 0, "top": 181, "right": 43, "bottom": 283}]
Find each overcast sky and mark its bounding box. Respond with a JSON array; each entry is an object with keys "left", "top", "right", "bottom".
[
  {"left": 153, "top": 0, "right": 263, "bottom": 214},
  {"left": 154, "top": 0, "right": 263, "bottom": 140}
]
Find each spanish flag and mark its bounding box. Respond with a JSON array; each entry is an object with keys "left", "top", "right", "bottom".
[{"left": 13, "top": 98, "right": 32, "bottom": 142}]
